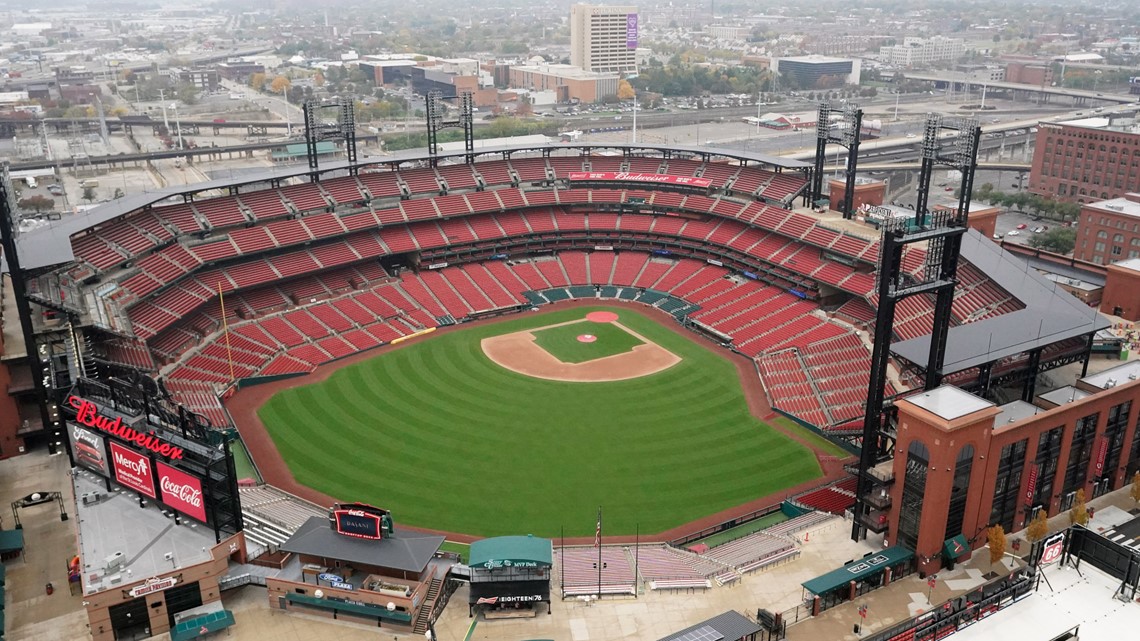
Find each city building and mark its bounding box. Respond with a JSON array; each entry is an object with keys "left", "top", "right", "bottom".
[
  {"left": 176, "top": 67, "right": 220, "bottom": 92},
  {"left": 570, "top": 4, "right": 639, "bottom": 75},
  {"left": 1100, "top": 258, "right": 1140, "bottom": 320},
  {"left": 887, "top": 361, "right": 1140, "bottom": 576},
  {"left": 215, "top": 60, "right": 265, "bottom": 82},
  {"left": 955, "top": 64, "right": 1006, "bottom": 83},
  {"left": 772, "top": 55, "right": 860, "bottom": 88},
  {"left": 879, "top": 36, "right": 966, "bottom": 68},
  {"left": 508, "top": 63, "right": 619, "bottom": 103},
  {"left": 1029, "top": 115, "right": 1140, "bottom": 204},
  {"left": 1005, "top": 60, "right": 1054, "bottom": 87},
  {"left": 1075, "top": 193, "right": 1140, "bottom": 265}
]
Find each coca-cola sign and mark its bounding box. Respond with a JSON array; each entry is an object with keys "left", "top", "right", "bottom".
[
  {"left": 157, "top": 461, "right": 206, "bottom": 522},
  {"left": 110, "top": 442, "right": 156, "bottom": 498}
]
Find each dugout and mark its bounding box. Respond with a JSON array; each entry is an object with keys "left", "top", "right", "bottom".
[
  {"left": 801, "top": 546, "right": 914, "bottom": 614},
  {"left": 468, "top": 535, "right": 553, "bottom": 618}
]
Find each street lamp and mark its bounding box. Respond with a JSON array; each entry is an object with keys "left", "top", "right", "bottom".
[
  {"left": 169, "top": 103, "right": 184, "bottom": 150},
  {"left": 1094, "top": 70, "right": 1103, "bottom": 94}
]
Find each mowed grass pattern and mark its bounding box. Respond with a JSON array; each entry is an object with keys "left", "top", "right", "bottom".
[
  {"left": 257, "top": 307, "right": 822, "bottom": 538},
  {"left": 531, "top": 320, "right": 643, "bottom": 363}
]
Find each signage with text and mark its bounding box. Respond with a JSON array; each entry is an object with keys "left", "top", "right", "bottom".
[
  {"left": 847, "top": 553, "right": 891, "bottom": 575},
  {"left": 68, "top": 423, "right": 108, "bottom": 476},
  {"left": 1094, "top": 438, "right": 1108, "bottom": 476},
  {"left": 110, "top": 442, "right": 156, "bottom": 498},
  {"left": 318, "top": 573, "right": 344, "bottom": 583},
  {"left": 566, "top": 171, "right": 712, "bottom": 188},
  {"left": 476, "top": 594, "right": 542, "bottom": 605},
  {"left": 480, "top": 558, "right": 541, "bottom": 570},
  {"left": 334, "top": 509, "right": 383, "bottom": 540},
  {"left": 68, "top": 396, "right": 184, "bottom": 460},
  {"left": 1025, "top": 465, "right": 1038, "bottom": 504},
  {"left": 625, "top": 14, "right": 638, "bottom": 49},
  {"left": 1040, "top": 532, "right": 1065, "bottom": 566},
  {"left": 128, "top": 576, "right": 178, "bottom": 597},
  {"left": 331, "top": 581, "right": 354, "bottom": 591},
  {"left": 157, "top": 461, "right": 207, "bottom": 522}
]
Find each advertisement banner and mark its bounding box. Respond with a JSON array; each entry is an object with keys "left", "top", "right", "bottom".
[
  {"left": 68, "top": 423, "right": 108, "bottom": 476},
  {"left": 157, "top": 461, "right": 207, "bottom": 522},
  {"left": 566, "top": 171, "right": 712, "bottom": 188},
  {"left": 1024, "top": 464, "right": 1038, "bottom": 504},
  {"left": 1094, "top": 438, "right": 1108, "bottom": 476},
  {"left": 626, "top": 14, "right": 638, "bottom": 49},
  {"left": 110, "top": 442, "right": 156, "bottom": 498}
]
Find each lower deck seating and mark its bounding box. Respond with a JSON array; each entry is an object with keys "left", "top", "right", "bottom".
[{"left": 556, "top": 547, "right": 635, "bottom": 595}]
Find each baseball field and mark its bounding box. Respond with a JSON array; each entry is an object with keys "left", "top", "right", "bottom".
[{"left": 255, "top": 305, "right": 828, "bottom": 538}]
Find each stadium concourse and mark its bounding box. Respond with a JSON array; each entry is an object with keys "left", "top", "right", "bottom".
[{"left": 13, "top": 144, "right": 1031, "bottom": 439}]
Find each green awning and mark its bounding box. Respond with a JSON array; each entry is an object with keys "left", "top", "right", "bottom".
[
  {"left": 801, "top": 546, "right": 914, "bottom": 596},
  {"left": 470, "top": 535, "right": 553, "bottom": 570},
  {"left": 286, "top": 593, "right": 412, "bottom": 622},
  {"left": 944, "top": 534, "right": 970, "bottom": 560},
  {"left": 0, "top": 529, "right": 23, "bottom": 555},
  {"left": 0, "top": 561, "right": 6, "bottom": 585},
  {"left": 169, "top": 610, "right": 235, "bottom": 641}
]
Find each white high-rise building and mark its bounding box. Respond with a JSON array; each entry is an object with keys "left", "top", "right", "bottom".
[
  {"left": 879, "top": 36, "right": 966, "bottom": 68},
  {"left": 570, "top": 4, "right": 639, "bottom": 75}
]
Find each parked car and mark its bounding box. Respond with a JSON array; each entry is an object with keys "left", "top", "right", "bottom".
[
  {"left": 1016, "top": 223, "right": 1028, "bottom": 229},
  {"left": 1006, "top": 230, "right": 1020, "bottom": 236}
]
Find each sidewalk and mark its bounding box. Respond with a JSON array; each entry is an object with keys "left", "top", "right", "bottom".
[{"left": 786, "top": 485, "right": 1140, "bottom": 641}]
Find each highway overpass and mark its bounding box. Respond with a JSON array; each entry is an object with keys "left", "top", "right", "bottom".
[{"left": 900, "top": 72, "right": 1137, "bottom": 104}]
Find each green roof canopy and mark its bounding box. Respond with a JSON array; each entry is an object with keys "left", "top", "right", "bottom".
[
  {"left": 801, "top": 546, "right": 914, "bottom": 596},
  {"left": 469, "top": 535, "right": 553, "bottom": 570},
  {"left": 169, "top": 610, "right": 235, "bottom": 641},
  {"left": 944, "top": 534, "right": 970, "bottom": 560},
  {"left": 0, "top": 529, "right": 23, "bottom": 555}
]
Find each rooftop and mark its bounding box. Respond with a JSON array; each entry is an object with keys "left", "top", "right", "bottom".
[
  {"left": 74, "top": 469, "right": 214, "bottom": 595},
  {"left": 1080, "top": 360, "right": 1140, "bottom": 390},
  {"left": 1038, "top": 385, "right": 1091, "bottom": 407},
  {"left": 778, "top": 54, "right": 855, "bottom": 64},
  {"left": 994, "top": 400, "right": 1044, "bottom": 426},
  {"left": 280, "top": 516, "right": 444, "bottom": 573},
  {"left": 1109, "top": 257, "right": 1140, "bottom": 272},
  {"left": 469, "top": 535, "right": 553, "bottom": 569},
  {"left": 1085, "top": 196, "right": 1140, "bottom": 220},
  {"left": 657, "top": 610, "right": 763, "bottom": 641},
  {"left": 510, "top": 63, "right": 619, "bottom": 80},
  {"left": 903, "top": 385, "right": 995, "bottom": 422}
]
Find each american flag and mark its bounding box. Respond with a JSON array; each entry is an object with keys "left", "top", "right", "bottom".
[{"left": 594, "top": 509, "right": 602, "bottom": 548}]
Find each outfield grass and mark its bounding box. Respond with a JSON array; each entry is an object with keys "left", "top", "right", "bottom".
[
  {"left": 231, "top": 439, "right": 260, "bottom": 482},
  {"left": 258, "top": 306, "right": 824, "bottom": 538},
  {"left": 531, "top": 320, "right": 643, "bottom": 363},
  {"left": 693, "top": 511, "right": 789, "bottom": 549}
]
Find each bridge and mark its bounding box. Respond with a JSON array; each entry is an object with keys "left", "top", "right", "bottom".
[
  {"left": 860, "top": 161, "right": 1031, "bottom": 172},
  {"left": 899, "top": 72, "right": 1137, "bottom": 104}
]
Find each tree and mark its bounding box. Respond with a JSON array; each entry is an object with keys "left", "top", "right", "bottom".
[
  {"left": 1069, "top": 488, "right": 1089, "bottom": 526},
  {"left": 249, "top": 72, "right": 266, "bottom": 91},
  {"left": 1130, "top": 472, "right": 1140, "bottom": 504},
  {"left": 617, "top": 79, "right": 635, "bottom": 101},
  {"left": 313, "top": 71, "right": 325, "bottom": 87},
  {"left": 988, "top": 525, "right": 1007, "bottom": 570},
  {"left": 270, "top": 75, "right": 292, "bottom": 94},
  {"left": 1028, "top": 227, "right": 1076, "bottom": 254},
  {"left": 82, "top": 186, "right": 97, "bottom": 203},
  {"left": 17, "top": 195, "right": 55, "bottom": 213},
  {"left": 1026, "top": 509, "right": 1049, "bottom": 543}
]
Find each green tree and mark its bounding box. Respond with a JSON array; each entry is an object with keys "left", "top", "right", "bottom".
[
  {"left": 82, "top": 186, "right": 97, "bottom": 203},
  {"left": 1028, "top": 227, "right": 1076, "bottom": 254},
  {"left": 1130, "top": 472, "right": 1140, "bottom": 504},
  {"left": 17, "top": 195, "right": 55, "bottom": 213}
]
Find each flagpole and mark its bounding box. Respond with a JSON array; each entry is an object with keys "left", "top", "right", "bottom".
[
  {"left": 597, "top": 506, "right": 603, "bottom": 601},
  {"left": 635, "top": 522, "right": 640, "bottom": 598},
  {"left": 217, "top": 282, "right": 236, "bottom": 383},
  {"left": 560, "top": 525, "right": 565, "bottom": 598}
]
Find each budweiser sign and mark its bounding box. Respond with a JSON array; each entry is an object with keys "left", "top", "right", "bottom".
[
  {"left": 566, "top": 171, "right": 713, "bottom": 189},
  {"left": 110, "top": 442, "right": 156, "bottom": 498},
  {"left": 68, "top": 396, "right": 184, "bottom": 460},
  {"left": 157, "top": 462, "right": 206, "bottom": 522}
]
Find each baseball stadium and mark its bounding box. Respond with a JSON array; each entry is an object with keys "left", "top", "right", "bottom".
[{"left": 4, "top": 122, "right": 1138, "bottom": 640}]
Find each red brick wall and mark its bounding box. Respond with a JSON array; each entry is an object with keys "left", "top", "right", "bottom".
[
  {"left": 1101, "top": 264, "right": 1140, "bottom": 320},
  {"left": 1028, "top": 122, "right": 1140, "bottom": 204}
]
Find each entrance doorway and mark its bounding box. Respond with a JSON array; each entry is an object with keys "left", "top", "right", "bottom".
[{"left": 108, "top": 597, "right": 150, "bottom": 640}]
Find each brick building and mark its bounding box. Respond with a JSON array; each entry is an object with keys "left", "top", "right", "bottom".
[
  {"left": 1028, "top": 115, "right": 1140, "bottom": 204},
  {"left": 1075, "top": 192, "right": 1140, "bottom": 264},
  {"left": 1100, "top": 257, "right": 1140, "bottom": 320},
  {"left": 888, "top": 363, "right": 1140, "bottom": 576},
  {"left": 1005, "top": 61, "right": 1054, "bottom": 87}
]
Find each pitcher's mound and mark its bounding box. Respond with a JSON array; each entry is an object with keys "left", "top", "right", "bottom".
[
  {"left": 577, "top": 334, "right": 598, "bottom": 343},
  {"left": 586, "top": 311, "right": 620, "bottom": 323}
]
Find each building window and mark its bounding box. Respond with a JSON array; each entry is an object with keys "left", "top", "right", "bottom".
[
  {"left": 1061, "top": 412, "right": 1099, "bottom": 501},
  {"left": 1098, "top": 231, "right": 1108, "bottom": 239},
  {"left": 1095, "top": 242, "right": 1106, "bottom": 252},
  {"left": 1113, "top": 246, "right": 1122, "bottom": 256},
  {"left": 1104, "top": 402, "right": 1132, "bottom": 489},
  {"left": 1129, "top": 412, "right": 1140, "bottom": 477},
  {"left": 897, "top": 440, "right": 930, "bottom": 551},
  {"left": 1032, "top": 426, "right": 1064, "bottom": 509},
  {"left": 990, "top": 439, "right": 1028, "bottom": 532},
  {"left": 1114, "top": 233, "right": 1125, "bottom": 242},
  {"left": 945, "top": 445, "right": 975, "bottom": 539}
]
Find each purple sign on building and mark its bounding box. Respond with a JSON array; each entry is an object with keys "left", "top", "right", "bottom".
[{"left": 626, "top": 14, "right": 639, "bottom": 49}]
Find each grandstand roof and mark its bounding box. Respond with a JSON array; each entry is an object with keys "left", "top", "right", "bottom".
[
  {"left": 280, "top": 516, "right": 444, "bottom": 573},
  {"left": 890, "top": 229, "right": 1110, "bottom": 374},
  {"left": 469, "top": 535, "right": 553, "bottom": 569},
  {"left": 657, "top": 610, "right": 762, "bottom": 641}
]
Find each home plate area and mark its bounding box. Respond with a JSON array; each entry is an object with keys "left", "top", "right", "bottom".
[{"left": 481, "top": 313, "right": 681, "bottom": 382}]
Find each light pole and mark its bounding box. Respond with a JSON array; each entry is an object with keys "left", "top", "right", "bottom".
[
  {"left": 1094, "top": 70, "right": 1102, "bottom": 94},
  {"left": 631, "top": 89, "right": 637, "bottom": 144},
  {"left": 281, "top": 85, "right": 292, "bottom": 137},
  {"left": 893, "top": 91, "right": 900, "bottom": 122},
  {"left": 170, "top": 103, "right": 183, "bottom": 150}
]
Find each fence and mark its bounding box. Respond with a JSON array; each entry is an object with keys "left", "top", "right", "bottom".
[{"left": 669, "top": 503, "right": 784, "bottom": 548}]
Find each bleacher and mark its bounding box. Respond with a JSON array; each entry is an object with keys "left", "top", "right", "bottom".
[
  {"left": 791, "top": 478, "right": 858, "bottom": 515},
  {"left": 556, "top": 546, "right": 635, "bottom": 596},
  {"left": 703, "top": 530, "right": 798, "bottom": 574},
  {"left": 239, "top": 484, "right": 328, "bottom": 549}
]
